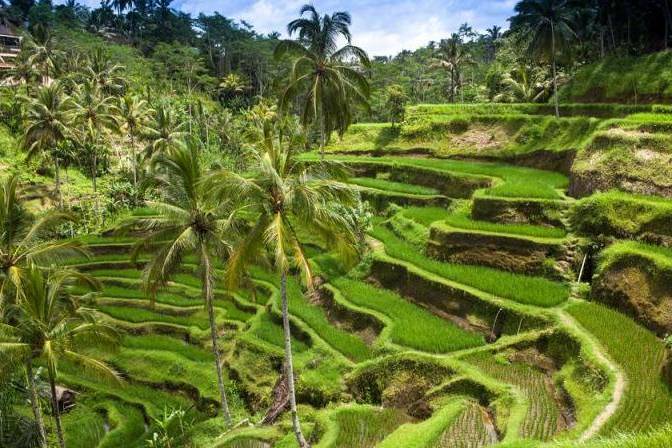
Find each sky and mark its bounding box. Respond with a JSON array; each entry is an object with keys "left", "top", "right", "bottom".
[{"left": 79, "top": 0, "right": 517, "bottom": 56}]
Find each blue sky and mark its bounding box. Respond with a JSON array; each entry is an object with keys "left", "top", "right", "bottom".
[{"left": 80, "top": 0, "right": 517, "bottom": 56}]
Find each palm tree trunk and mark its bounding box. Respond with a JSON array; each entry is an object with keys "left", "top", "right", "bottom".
[
  {"left": 319, "top": 115, "right": 326, "bottom": 160},
  {"left": 551, "top": 21, "right": 560, "bottom": 119},
  {"left": 47, "top": 368, "right": 66, "bottom": 448},
  {"left": 25, "top": 360, "right": 47, "bottom": 448},
  {"left": 54, "top": 157, "right": 62, "bottom": 208},
  {"left": 130, "top": 132, "right": 137, "bottom": 189},
  {"left": 201, "top": 245, "right": 232, "bottom": 427},
  {"left": 280, "top": 271, "right": 309, "bottom": 448}
]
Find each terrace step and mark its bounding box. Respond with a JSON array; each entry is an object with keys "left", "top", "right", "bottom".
[
  {"left": 472, "top": 196, "right": 568, "bottom": 228},
  {"left": 426, "top": 223, "right": 570, "bottom": 280}
]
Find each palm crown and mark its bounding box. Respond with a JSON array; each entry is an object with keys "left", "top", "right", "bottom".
[{"left": 275, "top": 4, "right": 370, "bottom": 149}]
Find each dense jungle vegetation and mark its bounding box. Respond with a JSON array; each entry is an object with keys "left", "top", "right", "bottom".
[{"left": 2, "top": 0, "right": 672, "bottom": 447}]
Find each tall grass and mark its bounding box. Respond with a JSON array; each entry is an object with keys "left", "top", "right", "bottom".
[
  {"left": 371, "top": 225, "right": 569, "bottom": 307},
  {"left": 252, "top": 270, "right": 372, "bottom": 362},
  {"left": 350, "top": 177, "right": 439, "bottom": 195},
  {"left": 567, "top": 302, "right": 672, "bottom": 434},
  {"left": 308, "top": 154, "right": 568, "bottom": 199},
  {"left": 400, "top": 203, "right": 566, "bottom": 239},
  {"left": 333, "top": 278, "right": 485, "bottom": 353}
]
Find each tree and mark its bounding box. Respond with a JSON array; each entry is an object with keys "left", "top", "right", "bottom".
[
  {"left": 0, "top": 264, "right": 120, "bottom": 448},
  {"left": 384, "top": 84, "right": 407, "bottom": 128},
  {"left": 275, "top": 4, "right": 370, "bottom": 157},
  {"left": 22, "top": 83, "right": 73, "bottom": 208},
  {"left": 143, "top": 104, "right": 188, "bottom": 161},
  {"left": 214, "top": 113, "right": 359, "bottom": 448},
  {"left": 430, "top": 34, "right": 476, "bottom": 103},
  {"left": 0, "top": 174, "right": 85, "bottom": 314},
  {"left": 71, "top": 81, "right": 120, "bottom": 195},
  {"left": 485, "top": 25, "right": 502, "bottom": 62},
  {"left": 511, "top": 0, "right": 576, "bottom": 117},
  {"left": 119, "top": 94, "right": 151, "bottom": 188},
  {"left": 129, "top": 143, "right": 238, "bottom": 427}
]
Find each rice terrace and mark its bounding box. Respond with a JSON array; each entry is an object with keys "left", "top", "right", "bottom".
[{"left": 3, "top": 0, "right": 672, "bottom": 447}]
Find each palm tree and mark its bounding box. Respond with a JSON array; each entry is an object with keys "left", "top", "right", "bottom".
[
  {"left": 119, "top": 94, "right": 151, "bottom": 188},
  {"left": 87, "top": 48, "right": 126, "bottom": 96},
  {"left": 275, "top": 4, "right": 370, "bottom": 157},
  {"left": 143, "top": 104, "right": 188, "bottom": 161},
  {"left": 494, "top": 65, "right": 548, "bottom": 103},
  {"left": 0, "top": 174, "right": 85, "bottom": 313},
  {"left": 25, "top": 25, "right": 60, "bottom": 86},
  {"left": 22, "top": 83, "right": 73, "bottom": 208},
  {"left": 129, "top": 143, "right": 238, "bottom": 427},
  {"left": 485, "top": 25, "right": 502, "bottom": 62},
  {"left": 511, "top": 0, "right": 576, "bottom": 117},
  {"left": 214, "top": 120, "right": 359, "bottom": 448},
  {"left": 0, "top": 264, "right": 120, "bottom": 448},
  {"left": 70, "top": 81, "right": 120, "bottom": 195},
  {"left": 430, "top": 34, "right": 476, "bottom": 103}
]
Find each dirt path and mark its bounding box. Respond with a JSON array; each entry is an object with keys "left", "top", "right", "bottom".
[{"left": 557, "top": 311, "right": 626, "bottom": 441}]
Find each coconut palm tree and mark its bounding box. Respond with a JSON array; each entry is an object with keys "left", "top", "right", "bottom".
[
  {"left": 430, "top": 34, "right": 476, "bottom": 103},
  {"left": 129, "top": 142, "right": 238, "bottom": 427},
  {"left": 70, "top": 80, "right": 120, "bottom": 194},
  {"left": 213, "top": 117, "right": 359, "bottom": 448},
  {"left": 119, "top": 94, "right": 152, "bottom": 188},
  {"left": 25, "top": 25, "right": 60, "bottom": 86},
  {"left": 22, "top": 83, "right": 73, "bottom": 208},
  {"left": 511, "top": 0, "right": 576, "bottom": 117},
  {"left": 87, "top": 48, "right": 126, "bottom": 96},
  {"left": 494, "top": 65, "right": 548, "bottom": 103},
  {"left": 0, "top": 174, "right": 85, "bottom": 314},
  {"left": 275, "top": 4, "right": 370, "bottom": 156},
  {"left": 0, "top": 264, "right": 119, "bottom": 448},
  {"left": 485, "top": 25, "right": 502, "bottom": 62},
  {"left": 143, "top": 104, "right": 188, "bottom": 161}
]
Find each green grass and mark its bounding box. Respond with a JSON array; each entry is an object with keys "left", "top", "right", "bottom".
[
  {"left": 371, "top": 224, "right": 569, "bottom": 307},
  {"left": 252, "top": 269, "right": 372, "bottom": 362},
  {"left": 597, "top": 240, "right": 672, "bottom": 273},
  {"left": 332, "top": 278, "right": 485, "bottom": 353},
  {"left": 377, "top": 399, "right": 464, "bottom": 448},
  {"left": 121, "top": 334, "right": 213, "bottom": 362},
  {"left": 97, "top": 304, "right": 211, "bottom": 329},
  {"left": 567, "top": 301, "right": 672, "bottom": 434},
  {"left": 465, "top": 351, "right": 568, "bottom": 441},
  {"left": 485, "top": 181, "right": 563, "bottom": 200},
  {"left": 305, "top": 154, "right": 568, "bottom": 200},
  {"left": 250, "top": 311, "right": 310, "bottom": 353},
  {"left": 404, "top": 204, "right": 566, "bottom": 239},
  {"left": 349, "top": 177, "right": 439, "bottom": 195},
  {"left": 63, "top": 400, "right": 106, "bottom": 448},
  {"left": 96, "top": 400, "right": 147, "bottom": 448},
  {"left": 570, "top": 190, "right": 672, "bottom": 238},
  {"left": 319, "top": 405, "right": 412, "bottom": 448}
]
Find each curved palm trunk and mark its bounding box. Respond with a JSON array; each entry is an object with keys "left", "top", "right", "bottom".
[
  {"left": 280, "top": 271, "right": 309, "bottom": 448},
  {"left": 551, "top": 21, "right": 560, "bottom": 119},
  {"left": 47, "top": 367, "right": 65, "bottom": 448},
  {"left": 25, "top": 359, "right": 47, "bottom": 448},
  {"left": 201, "top": 245, "right": 232, "bottom": 427}
]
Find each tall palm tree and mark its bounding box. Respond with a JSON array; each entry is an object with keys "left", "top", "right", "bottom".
[
  {"left": 87, "top": 48, "right": 126, "bottom": 96},
  {"left": 119, "top": 94, "right": 151, "bottom": 188},
  {"left": 511, "top": 0, "right": 576, "bottom": 117},
  {"left": 485, "top": 25, "right": 502, "bottom": 62},
  {"left": 275, "top": 4, "right": 370, "bottom": 156},
  {"left": 494, "top": 65, "right": 550, "bottom": 103},
  {"left": 71, "top": 81, "right": 120, "bottom": 194},
  {"left": 25, "top": 25, "right": 60, "bottom": 86},
  {"left": 214, "top": 120, "right": 359, "bottom": 448},
  {"left": 430, "top": 34, "right": 476, "bottom": 103},
  {"left": 129, "top": 143, "right": 238, "bottom": 427},
  {"left": 143, "top": 104, "right": 188, "bottom": 161},
  {"left": 0, "top": 174, "right": 85, "bottom": 314},
  {"left": 22, "top": 83, "right": 73, "bottom": 208},
  {"left": 0, "top": 264, "right": 119, "bottom": 448}
]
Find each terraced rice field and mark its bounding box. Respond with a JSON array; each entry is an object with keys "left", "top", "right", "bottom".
[{"left": 52, "top": 153, "right": 672, "bottom": 447}]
